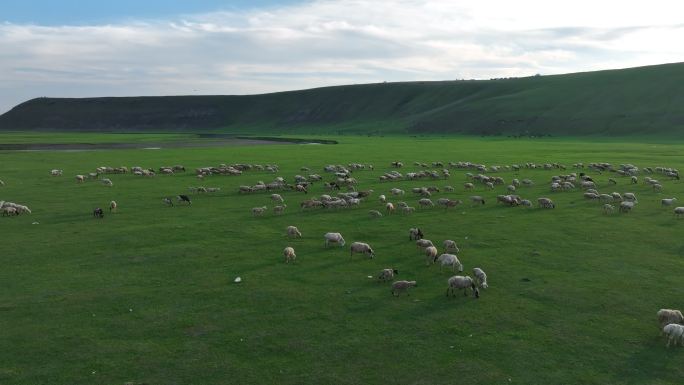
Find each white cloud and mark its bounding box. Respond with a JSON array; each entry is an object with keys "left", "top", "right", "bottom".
[{"left": 1, "top": 0, "right": 684, "bottom": 113}]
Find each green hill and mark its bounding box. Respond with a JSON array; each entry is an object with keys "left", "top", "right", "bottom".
[{"left": 2, "top": 62, "right": 684, "bottom": 136}]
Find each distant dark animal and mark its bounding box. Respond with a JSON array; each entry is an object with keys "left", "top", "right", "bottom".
[
  {"left": 93, "top": 208, "right": 104, "bottom": 218},
  {"left": 162, "top": 197, "right": 174, "bottom": 207},
  {"left": 177, "top": 195, "right": 192, "bottom": 205}
]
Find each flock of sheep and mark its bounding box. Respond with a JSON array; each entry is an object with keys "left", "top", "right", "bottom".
[{"left": 3, "top": 159, "right": 683, "bottom": 346}]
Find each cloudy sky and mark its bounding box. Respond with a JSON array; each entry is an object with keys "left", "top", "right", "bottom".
[{"left": 1, "top": 0, "right": 683, "bottom": 113}]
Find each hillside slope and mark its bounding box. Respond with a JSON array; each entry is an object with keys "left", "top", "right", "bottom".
[{"left": 2, "top": 62, "right": 684, "bottom": 136}]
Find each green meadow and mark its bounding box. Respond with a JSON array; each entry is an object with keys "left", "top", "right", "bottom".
[{"left": 1, "top": 135, "right": 683, "bottom": 385}]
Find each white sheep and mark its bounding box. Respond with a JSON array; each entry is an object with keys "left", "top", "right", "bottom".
[
  {"left": 409, "top": 228, "right": 424, "bottom": 241},
  {"left": 390, "top": 188, "right": 405, "bottom": 195},
  {"left": 350, "top": 242, "right": 375, "bottom": 259},
  {"left": 101, "top": 178, "right": 113, "bottom": 187},
  {"left": 378, "top": 268, "right": 398, "bottom": 282},
  {"left": 283, "top": 246, "right": 297, "bottom": 264},
  {"left": 446, "top": 275, "right": 479, "bottom": 298},
  {"left": 109, "top": 200, "right": 117, "bottom": 212},
  {"left": 425, "top": 246, "right": 438, "bottom": 265},
  {"left": 602, "top": 204, "right": 615, "bottom": 215},
  {"left": 0, "top": 179, "right": 4, "bottom": 186},
  {"left": 436, "top": 253, "right": 463, "bottom": 272},
  {"left": 50, "top": 169, "right": 63, "bottom": 176},
  {"left": 623, "top": 192, "right": 638, "bottom": 202},
  {"left": 286, "top": 226, "right": 302, "bottom": 238},
  {"left": 619, "top": 201, "right": 635, "bottom": 213},
  {"left": 273, "top": 205, "right": 287, "bottom": 215},
  {"left": 386, "top": 202, "right": 396, "bottom": 214},
  {"left": 663, "top": 323, "right": 684, "bottom": 347},
  {"left": 443, "top": 240, "right": 459, "bottom": 254},
  {"left": 416, "top": 239, "right": 434, "bottom": 250},
  {"left": 402, "top": 206, "right": 415, "bottom": 215},
  {"left": 418, "top": 198, "right": 434, "bottom": 208},
  {"left": 675, "top": 207, "right": 684, "bottom": 218},
  {"left": 271, "top": 194, "right": 285, "bottom": 203},
  {"left": 252, "top": 206, "right": 267, "bottom": 216},
  {"left": 324, "top": 232, "right": 346, "bottom": 247},
  {"left": 369, "top": 209, "right": 383, "bottom": 218},
  {"left": 661, "top": 198, "right": 677, "bottom": 207},
  {"left": 391, "top": 280, "right": 417, "bottom": 296},
  {"left": 658, "top": 309, "right": 684, "bottom": 328},
  {"left": 537, "top": 197, "right": 555, "bottom": 209},
  {"left": 472, "top": 267, "right": 488, "bottom": 288},
  {"left": 75, "top": 175, "right": 85, "bottom": 183},
  {"left": 470, "top": 196, "right": 485, "bottom": 205},
  {"left": 378, "top": 194, "right": 387, "bottom": 203}
]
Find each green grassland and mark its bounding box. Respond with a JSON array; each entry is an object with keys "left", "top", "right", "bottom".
[
  {"left": 1, "top": 136, "right": 684, "bottom": 385},
  {"left": 4, "top": 62, "right": 684, "bottom": 137}
]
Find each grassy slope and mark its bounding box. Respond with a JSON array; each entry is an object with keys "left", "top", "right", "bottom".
[
  {"left": 1, "top": 137, "right": 684, "bottom": 384},
  {"left": 2, "top": 63, "right": 684, "bottom": 136}
]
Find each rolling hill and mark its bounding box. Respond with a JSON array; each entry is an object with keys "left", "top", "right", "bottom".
[{"left": 2, "top": 62, "right": 684, "bottom": 136}]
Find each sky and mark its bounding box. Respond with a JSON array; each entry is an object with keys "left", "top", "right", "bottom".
[{"left": 1, "top": 0, "right": 683, "bottom": 113}]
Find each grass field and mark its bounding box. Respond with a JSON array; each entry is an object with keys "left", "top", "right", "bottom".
[{"left": 1, "top": 135, "right": 684, "bottom": 385}]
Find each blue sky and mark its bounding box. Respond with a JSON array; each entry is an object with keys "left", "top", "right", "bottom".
[
  {"left": 0, "top": 1, "right": 683, "bottom": 113},
  {"left": 0, "top": 0, "right": 300, "bottom": 25}
]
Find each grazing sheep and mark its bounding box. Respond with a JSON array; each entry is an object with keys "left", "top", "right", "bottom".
[
  {"left": 619, "top": 201, "right": 635, "bottom": 213},
  {"left": 350, "top": 242, "right": 375, "bottom": 259},
  {"left": 391, "top": 280, "right": 417, "bottom": 296},
  {"left": 663, "top": 324, "right": 684, "bottom": 347},
  {"left": 271, "top": 194, "right": 284, "bottom": 203},
  {"left": 378, "top": 268, "right": 398, "bottom": 282},
  {"left": 177, "top": 195, "right": 192, "bottom": 205},
  {"left": 50, "top": 169, "right": 63, "bottom": 176},
  {"left": 470, "top": 196, "right": 485, "bottom": 205},
  {"left": 0, "top": 179, "right": 4, "bottom": 186},
  {"left": 283, "top": 247, "right": 297, "bottom": 264},
  {"left": 443, "top": 240, "right": 460, "bottom": 254},
  {"left": 444, "top": 186, "right": 455, "bottom": 192},
  {"left": 675, "top": 207, "right": 684, "bottom": 218},
  {"left": 425, "top": 246, "right": 438, "bottom": 265},
  {"left": 101, "top": 178, "right": 113, "bottom": 187},
  {"left": 537, "top": 197, "right": 555, "bottom": 209},
  {"left": 273, "top": 205, "right": 287, "bottom": 215},
  {"left": 446, "top": 275, "right": 479, "bottom": 298},
  {"left": 286, "top": 226, "right": 302, "bottom": 238},
  {"left": 436, "top": 253, "right": 463, "bottom": 272},
  {"left": 252, "top": 206, "right": 267, "bottom": 216},
  {"left": 109, "top": 200, "right": 117, "bottom": 212},
  {"left": 416, "top": 239, "right": 434, "bottom": 250},
  {"left": 369, "top": 209, "right": 383, "bottom": 218},
  {"left": 520, "top": 199, "right": 533, "bottom": 207},
  {"left": 2, "top": 206, "right": 18, "bottom": 216},
  {"left": 507, "top": 185, "right": 516, "bottom": 193},
  {"left": 624, "top": 193, "right": 638, "bottom": 202},
  {"left": 662, "top": 198, "right": 677, "bottom": 207},
  {"left": 602, "top": 204, "right": 615, "bottom": 215},
  {"left": 409, "top": 228, "right": 424, "bottom": 241},
  {"left": 379, "top": 194, "right": 387, "bottom": 203},
  {"left": 658, "top": 309, "right": 684, "bottom": 328},
  {"left": 75, "top": 175, "right": 85, "bottom": 183},
  {"left": 324, "top": 232, "right": 346, "bottom": 247},
  {"left": 386, "top": 202, "right": 396, "bottom": 214},
  {"left": 653, "top": 183, "right": 663, "bottom": 192},
  {"left": 472, "top": 267, "right": 488, "bottom": 288},
  {"left": 418, "top": 198, "right": 434, "bottom": 208},
  {"left": 631, "top": 176, "right": 638, "bottom": 184},
  {"left": 464, "top": 182, "right": 474, "bottom": 191},
  {"left": 611, "top": 192, "right": 623, "bottom": 201},
  {"left": 402, "top": 206, "right": 415, "bottom": 215},
  {"left": 93, "top": 207, "right": 104, "bottom": 218},
  {"left": 390, "top": 188, "right": 405, "bottom": 196}
]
